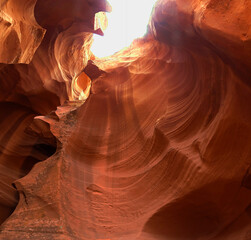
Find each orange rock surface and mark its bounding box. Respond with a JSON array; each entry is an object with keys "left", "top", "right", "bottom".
[{"left": 0, "top": 0, "right": 250, "bottom": 239}]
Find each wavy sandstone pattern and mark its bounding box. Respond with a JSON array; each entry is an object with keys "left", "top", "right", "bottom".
[{"left": 0, "top": 0, "right": 250, "bottom": 239}]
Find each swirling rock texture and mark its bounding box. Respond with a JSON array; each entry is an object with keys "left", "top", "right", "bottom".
[{"left": 0, "top": 0, "right": 250, "bottom": 239}]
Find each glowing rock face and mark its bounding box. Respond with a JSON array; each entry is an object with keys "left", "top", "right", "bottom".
[
  {"left": 71, "top": 72, "right": 91, "bottom": 101},
  {"left": 0, "top": 0, "right": 45, "bottom": 64},
  {"left": 0, "top": 0, "right": 251, "bottom": 239}
]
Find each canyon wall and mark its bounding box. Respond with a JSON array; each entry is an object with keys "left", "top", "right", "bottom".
[{"left": 0, "top": 0, "right": 250, "bottom": 239}]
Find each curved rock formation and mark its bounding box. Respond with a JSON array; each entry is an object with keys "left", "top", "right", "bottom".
[
  {"left": 0, "top": 0, "right": 250, "bottom": 239},
  {"left": 0, "top": 0, "right": 45, "bottom": 64}
]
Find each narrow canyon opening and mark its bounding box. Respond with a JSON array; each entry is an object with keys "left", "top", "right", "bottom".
[{"left": 91, "top": 0, "right": 158, "bottom": 58}]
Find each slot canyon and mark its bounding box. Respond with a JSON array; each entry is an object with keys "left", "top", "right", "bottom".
[{"left": 0, "top": 0, "right": 251, "bottom": 239}]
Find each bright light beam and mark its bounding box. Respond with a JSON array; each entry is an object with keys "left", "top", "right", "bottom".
[{"left": 91, "top": 0, "right": 157, "bottom": 58}]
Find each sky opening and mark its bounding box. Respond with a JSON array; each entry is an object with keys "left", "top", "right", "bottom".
[{"left": 91, "top": 0, "right": 157, "bottom": 58}]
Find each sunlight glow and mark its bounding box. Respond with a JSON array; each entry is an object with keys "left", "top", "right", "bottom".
[{"left": 91, "top": 0, "right": 157, "bottom": 58}]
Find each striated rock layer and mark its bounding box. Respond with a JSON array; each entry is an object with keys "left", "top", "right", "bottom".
[{"left": 0, "top": 0, "right": 251, "bottom": 239}]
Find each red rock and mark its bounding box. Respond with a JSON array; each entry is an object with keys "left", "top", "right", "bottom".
[
  {"left": 0, "top": 0, "right": 45, "bottom": 64},
  {"left": 0, "top": 0, "right": 250, "bottom": 239}
]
